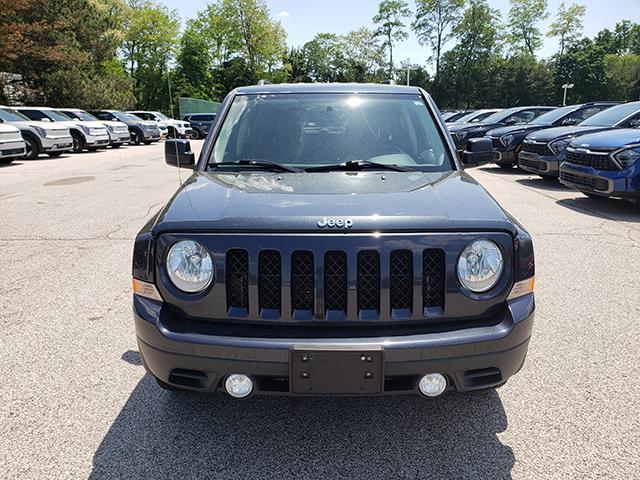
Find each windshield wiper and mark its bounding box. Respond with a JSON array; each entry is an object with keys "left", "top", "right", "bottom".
[
  {"left": 304, "top": 159, "right": 411, "bottom": 173},
  {"left": 209, "top": 159, "right": 302, "bottom": 173}
]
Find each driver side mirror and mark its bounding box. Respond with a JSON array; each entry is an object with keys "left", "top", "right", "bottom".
[
  {"left": 503, "top": 118, "right": 517, "bottom": 125},
  {"left": 165, "top": 139, "right": 195, "bottom": 169},
  {"left": 629, "top": 118, "right": 640, "bottom": 128},
  {"left": 562, "top": 117, "right": 578, "bottom": 126},
  {"left": 462, "top": 138, "right": 493, "bottom": 167}
]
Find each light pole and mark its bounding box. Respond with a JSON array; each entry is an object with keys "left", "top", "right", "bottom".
[
  {"left": 401, "top": 59, "right": 421, "bottom": 86},
  {"left": 561, "top": 83, "right": 574, "bottom": 106}
]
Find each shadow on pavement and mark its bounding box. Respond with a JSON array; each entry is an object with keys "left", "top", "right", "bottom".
[
  {"left": 516, "top": 177, "right": 568, "bottom": 192},
  {"left": 557, "top": 196, "right": 640, "bottom": 223},
  {"left": 477, "top": 166, "right": 523, "bottom": 176},
  {"left": 90, "top": 374, "right": 514, "bottom": 480}
]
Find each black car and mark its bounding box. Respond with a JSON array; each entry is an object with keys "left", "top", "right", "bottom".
[
  {"left": 486, "top": 102, "right": 618, "bottom": 169},
  {"left": 132, "top": 83, "right": 535, "bottom": 398},
  {"left": 518, "top": 101, "right": 640, "bottom": 178},
  {"left": 449, "top": 106, "right": 556, "bottom": 155},
  {"left": 182, "top": 113, "right": 217, "bottom": 139},
  {"left": 88, "top": 110, "right": 161, "bottom": 145},
  {"left": 442, "top": 110, "right": 474, "bottom": 123}
]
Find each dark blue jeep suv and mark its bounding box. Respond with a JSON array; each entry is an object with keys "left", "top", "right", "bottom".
[
  {"left": 488, "top": 102, "right": 617, "bottom": 170},
  {"left": 519, "top": 101, "right": 640, "bottom": 179},
  {"left": 559, "top": 127, "right": 640, "bottom": 202},
  {"left": 132, "top": 83, "right": 535, "bottom": 398}
]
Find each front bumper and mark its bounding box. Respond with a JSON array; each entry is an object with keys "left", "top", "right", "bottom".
[
  {"left": 134, "top": 293, "right": 535, "bottom": 396},
  {"left": 143, "top": 130, "right": 162, "bottom": 141},
  {"left": 0, "top": 140, "right": 26, "bottom": 158},
  {"left": 41, "top": 135, "right": 73, "bottom": 152},
  {"left": 518, "top": 151, "right": 561, "bottom": 177},
  {"left": 84, "top": 133, "right": 110, "bottom": 147},
  {"left": 559, "top": 163, "right": 640, "bottom": 199},
  {"left": 175, "top": 126, "right": 193, "bottom": 138},
  {"left": 108, "top": 132, "right": 131, "bottom": 145},
  {"left": 492, "top": 149, "right": 517, "bottom": 165}
]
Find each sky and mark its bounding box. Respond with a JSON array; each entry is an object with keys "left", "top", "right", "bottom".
[{"left": 163, "top": 0, "right": 640, "bottom": 68}]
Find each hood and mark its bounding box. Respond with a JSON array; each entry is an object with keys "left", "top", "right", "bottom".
[
  {"left": 66, "top": 120, "right": 106, "bottom": 129},
  {"left": 141, "top": 121, "right": 158, "bottom": 127},
  {"left": 0, "top": 123, "right": 20, "bottom": 133},
  {"left": 570, "top": 128, "right": 640, "bottom": 150},
  {"left": 448, "top": 122, "right": 502, "bottom": 133},
  {"left": 151, "top": 170, "right": 517, "bottom": 234},
  {"left": 10, "top": 120, "right": 69, "bottom": 133},
  {"left": 526, "top": 125, "right": 612, "bottom": 142},
  {"left": 487, "top": 124, "right": 546, "bottom": 137},
  {"left": 99, "top": 120, "right": 128, "bottom": 128}
]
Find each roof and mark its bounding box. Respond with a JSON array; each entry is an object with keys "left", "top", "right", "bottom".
[
  {"left": 234, "top": 82, "right": 423, "bottom": 95},
  {"left": 15, "top": 106, "right": 56, "bottom": 110}
]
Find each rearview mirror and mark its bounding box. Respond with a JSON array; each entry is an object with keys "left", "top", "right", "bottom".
[
  {"left": 165, "top": 139, "right": 195, "bottom": 169},
  {"left": 462, "top": 138, "right": 493, "bottom": 167}
]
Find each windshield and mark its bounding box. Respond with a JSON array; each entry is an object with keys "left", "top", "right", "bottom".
[
  {"left": 210, "top": 93, "right": 455, "bottom": 172},
  {"left": 580, "top": 102, "right": 640, "bottom": 127},
  {"left": 0, "top": 108, "right": 30, "bottom": 122},
  {"left": 111, "top": 112, "right": 134, "bottom": 122},
  {"left": 482, "top": 107, "right": 528, "bottom": 124},
  {"left": 531, "top": 105, "right": 577, "bottom": 125},
  {"left": 64, "top": 110, "right": 99, "bottom": 121},
  {"left": 455, "top": 110, "right": 496, "bottom": 123},
  {"left": 47, "top": 110, "right": 73, "bottom": 121},
  {"left": 154, "top": 112, "right": 170, "bottom": 120}
]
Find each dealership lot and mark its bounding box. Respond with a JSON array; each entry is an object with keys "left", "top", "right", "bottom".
[{"left": 1, "top": 143, "right": 639, "bottom": 479}]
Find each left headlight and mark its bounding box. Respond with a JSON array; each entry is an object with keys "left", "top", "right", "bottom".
[
  {"left": 456, "top": 130, "right": 469, "bottom": 141},
  {"left": 457, "top": 239, "right": 504, "bottom": 293},
  {"left": 501, "top": 134, "right": 515, "bottom": 147},
  {"left": 613, "top": 147, "right": 640, "bottom": 168},
  {"left": 166, "top": 240, "right": 214, "bottom": 293},
  {"left": 549, "top": 137, "right": 572, "bottom": 154}
]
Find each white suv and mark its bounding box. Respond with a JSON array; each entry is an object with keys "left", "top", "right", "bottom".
[
  {"left": 0, "top": 122, "right": 26, "bottom": 164},
  {"left": 17, "top": 107, "right": 110, "bottom": 153},
  {"left": 0, "top": 106, "right": 73, "bottom": 159},
  {"left": 59, "top": 109, "right": 130, "bottom": 148},
  {"left": 126, "top": 110, "right": 192, "bottom": 138}
]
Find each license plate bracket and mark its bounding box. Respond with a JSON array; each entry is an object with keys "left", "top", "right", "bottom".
[{"left": 290, "top": 347, "right": 384, "bottom": 395}]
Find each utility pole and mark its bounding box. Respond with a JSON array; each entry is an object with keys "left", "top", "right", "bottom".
[
  {"left": 561, "top": 83, "right": 574, "bottom": 106},
  {"left": 402, "top": 59, "right": 420, "bottom": 86}
]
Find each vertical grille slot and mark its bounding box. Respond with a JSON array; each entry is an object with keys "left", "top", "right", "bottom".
[
  {"left": 423, "top": 249, "right": 445, "bottom": 314},
  {"left": 291, "top": 250, "right": 314, "bottom": 316},
  {"left": 390, "top": 250, "right": 413, "bottom": 316},
  {"left": 258, "top": 250, "right": 281, "bottom": 317},
  {"left": 324, "top": 251, "right": 347, "bottom": 317},
  {"left": 357, "top": 250, "right": 380, "bottom": 317},
  {"left": 226, "top": 249, "right": 248, "bottom": 315}
]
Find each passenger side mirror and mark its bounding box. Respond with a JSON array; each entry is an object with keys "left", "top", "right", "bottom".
[
  {"left": 629, "top": 118, "right": 640, "bottom": 128},
  {"left": 503, "top": 118, "right": 517, "bottom": 125},
  {"left": 462, "top": 138, "right": 493, "bottom": 167},
  {"left": 562, "top": 117, "right": 578, "bottom": 126},
  {"left": 165, "top": 139, "right": 195, "bottom": 169}
]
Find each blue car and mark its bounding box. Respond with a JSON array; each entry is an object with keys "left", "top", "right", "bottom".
[
  {"left": 518, "top": 101, "right": 640, "bottom": 179},
  {"left": 559, "top": 128, "right": 640, "bottom": 202}
]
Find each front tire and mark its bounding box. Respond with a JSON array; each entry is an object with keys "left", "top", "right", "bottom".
[
  {"left": 497, "top": 163, "right": 513, "bottom": 169},
  {"left": 71, "top": 132, "right": 84, "bottom": 153},
  {"left": 23, "top": 136, "right": 40, "bottom": 160},
  {"left": 130, "top": 130, "right": 142, "bottom": 145},
  {"left": 47, "top": 152, "right": 63, "bottom": 158}
]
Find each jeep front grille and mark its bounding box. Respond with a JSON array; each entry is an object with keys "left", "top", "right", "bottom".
[{"left": 225, "top": 248, "right": 445, "bottom": 320}]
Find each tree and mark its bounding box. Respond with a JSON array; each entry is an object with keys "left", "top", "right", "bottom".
[
  {"left": 554, "top": 39, "right": 610, "bottom": 103},
  {"left": 547, "top": 2, "right": 586, "bottom": 55},
  {"left": 411, "top": 0, "right": 464, "bottom": 81},
  {"left": 604, "top": 53, "right": 640, "bottom": 101},
  {"left": 373, "top": 0, "right": 411, "bottom": 77},
  {"left": 173, "top": 20, "right": 214, "bottom": 101},
  {"left": 507, "top": 0, "right": 548, "bottom": 55}
]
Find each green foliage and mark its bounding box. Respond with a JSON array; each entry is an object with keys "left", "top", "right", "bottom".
[
  {"left": 373, "top": 0, "right": 412, "bottom": 76},
  {"left": 547, "top": 2, "right": 586, "bottom": 55},
  {"left": 507, "top": 0, "right": 548, "bottom": 55}
]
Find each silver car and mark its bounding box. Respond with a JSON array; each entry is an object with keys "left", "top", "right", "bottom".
[
  {"left": 0, "top": 122, "right": 26, "bottom": 164},
  {"left": 59, "top": 109, "right": 130, "bottom": 148}
]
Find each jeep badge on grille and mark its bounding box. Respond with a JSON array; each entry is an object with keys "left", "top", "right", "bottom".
[{"left": 317, "top": 217, "right": 353, "bottom": 228}]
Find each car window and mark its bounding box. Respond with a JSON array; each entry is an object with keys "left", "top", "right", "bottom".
[
  {"left": 211, "top": 93, "right": 454, "bottom": 172},
  {"left": 19, "top": 109, "right": 48, "bottom": 121},
  {"left": 620, "top": 112, "right": 640, "bottom": 128},
  {"left": 94, "top": 112, "right": 112, "bottom": 121},
  {"left": 581, "top": 102, "right": 640, "bottom": 127},
  {"left": 192, "top": 115, "right": 213, "bottom": 121},
  {"left": 0, "top": 108, "right": 30, "bottom": 122},
  {"left": 504, "top": 110, "right": 536, "bottom": 124}
]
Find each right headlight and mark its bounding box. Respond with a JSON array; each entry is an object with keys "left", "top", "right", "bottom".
[
  {"left": 549, "top": 137, "right": 572, "bottom": 154},
  {"left": 456, "top": 130, "right": 469, "bottom": 141},
  {"left": 457, "top": 239, "right": 504, "bottom": 293},
  {"left": 166, "top": 240, "right": 214, "bottom": 293},
  {"left": 612, "top": 146, "right": 640, "bottom": 168},
  {"left": 32, "top": 126, "right": 48, "bottom": 137}
]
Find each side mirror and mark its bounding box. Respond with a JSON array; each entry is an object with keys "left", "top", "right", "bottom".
[
  {"left": 165, "top": 139, "right": 195, "bottom": 169},
  {"left": 462, "top": 137, "right": 493, "bottom": 167},
  {"left": 503, "top": 118, "right": 517, "bottom": 125},
  {"left": 562, "top": 118, "right": 578, "bottom": 126},
  {"left": 628, "top": 118, "right": 640, "bottom": 128}
]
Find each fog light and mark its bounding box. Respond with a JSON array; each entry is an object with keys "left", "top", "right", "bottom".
[
  {"left": 225, "top": 374, "right": 253, "bottom": 398},
  {"left": 418, "top": 373, "right": 447, "bottom": 397}
]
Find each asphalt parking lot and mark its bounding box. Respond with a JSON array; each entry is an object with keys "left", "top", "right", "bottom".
[{"left": 1, "top": 142, "right": 639, "bottom": 479}]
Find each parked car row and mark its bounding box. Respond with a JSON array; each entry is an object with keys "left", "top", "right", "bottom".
[
  {"left": 0, "top": 106, "right": 201, "bottom": 164},
  {"left": 458, "top": 101, "right": 640, "bottom": 206}
]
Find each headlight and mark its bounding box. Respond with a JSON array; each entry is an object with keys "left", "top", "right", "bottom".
[
  {"left": 33, "top": 126, "right": 48, "bottom": 137},
  {"left": 106, "top": 125, "right": 115, "bottom": 133},
  {"left": 456, "top": 130, "right": 469, "bottom": 141},
  {"left": 78, "top": 124, "right": 91, "bottom": 134},
  {"left": 166, "top": 240, "right": 214, "bottom": 293},
  {"left": 549, "top": 137, "right": 572, "bottom": 154},
  {"left": 501, "top": 134, "right": 515, "bottom": 147},
  {"left": 457, "top": 239, "right": 504, "bottom": 293},
  {"left": 613, "top": 147, "right": 640, "bottom": 168}
]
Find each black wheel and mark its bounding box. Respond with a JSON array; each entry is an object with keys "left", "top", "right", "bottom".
[
  {"left": 47, "top": 152, "right": 63, "bottom": 158},
  {"left": 191, "top": 128, "right": 201, "bottom": 140},
  {"left": 71, "top": 132, "right": 84, "bottom": 153},
  {"left": 538, "top": 173, "right": 557, "bottom": 180},
  {"left": 143, "top": 140, "right": 152, "bottom": 145},
  {"left": 167, "top": 127, "right": 176, "bottom": 139},
  {"left": 582, "top": 191, "right": 606, "bottom": 199},
  {"left": 130, "top": 130, "right": 141, "bottom": 145},
  {"left": 156, "top": 378, "right": 183, "bottom": 392},
  {"left": 23, "top": 135, "right": 40, "bottom": 160},
  {"left": 497, "top": 163, "right": 513, "bottom": 169}
]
